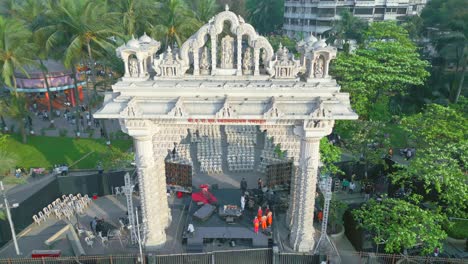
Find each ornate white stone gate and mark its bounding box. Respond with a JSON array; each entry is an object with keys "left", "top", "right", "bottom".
[{"left": 95, "top": 6, "right": 357, "bottom": 252}]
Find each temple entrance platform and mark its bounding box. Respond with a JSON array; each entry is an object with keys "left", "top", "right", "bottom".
[{"left": 182, "top": 189, "right": 274, "bottom": 252}]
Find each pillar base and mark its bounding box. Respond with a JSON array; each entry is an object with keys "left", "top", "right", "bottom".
[
  {"left": 145, "top": 234, "right": 167, "bottom": 251},
  {"left": 290, "top": 236, "right": 315, "bottom": 252}
]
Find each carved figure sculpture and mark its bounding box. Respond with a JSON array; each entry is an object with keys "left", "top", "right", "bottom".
[
  {"left": 314, "top": 56, "right": 324, "bottom": 78},
  {"left": 243, "top": 48, "right": 253, "bottom": 73},
  {"left": 200, "top": 46, "right": 210, "bottom": 74},
  {"left": 221, "top": 35, "right": 234, "bottom": 69},
  {"left": 129, "top": 58, "right": 139, "bottom": 77}
]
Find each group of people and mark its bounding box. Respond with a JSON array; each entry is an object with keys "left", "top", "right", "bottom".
[
  {"left": 253, "top": 206, "right": 273, "bottom": 234},
  {"left": 341, "top": 178, "right": 356, "bottom": 193}
]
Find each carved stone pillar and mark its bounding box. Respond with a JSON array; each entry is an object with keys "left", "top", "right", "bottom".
[
  {"left": 289, "top": 123, "right": 331, "bottom": 252},
  {"left": 211, "top": 35, "right": 217, "bottom": 75},
  {"left": 123, "top": 57, "right": 130, "bottom": 77},
  {"left": 237, "top": 35, "right": 242, "bottom": 75},
  {"left": 138, "top": 56, "right": 145, "bottom": 78},
  {"left": 193, "top": 48, "right": 200, "bottom": 76},
  {"left": 324, "top": 59, "right": 330, "bottom": 78},
  {"left": 254, "top": 48, "right": 260, "bottom": 76},
  {"left": 124, "top": 121, "right": 168, "bottom": 250}
]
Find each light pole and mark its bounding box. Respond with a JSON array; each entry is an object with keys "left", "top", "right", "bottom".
[{"left": 0, "top": 181, "right": 21, "bottom": 255}]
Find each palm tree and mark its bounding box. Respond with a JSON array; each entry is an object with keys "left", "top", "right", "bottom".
[
  {"left": 111, "top": 0, "right": 160, "bottom": 37},
  {"left": 190, "top": 0, "right": 219, "bottom": 24},
  {"left": 434, "top": 32, "right": 467, "bottom": 103},
  {"left": 0, "top": 16, "right": 36, "bottom": 91},
  {"left": 39, "top": 0, "right": 120, "bottom": 96},
  {"left": 149, "top": 0, "right": 200, "bottom": 47},
  {"left": 12, "top": 0, "right": 57, "bottom": 122}
]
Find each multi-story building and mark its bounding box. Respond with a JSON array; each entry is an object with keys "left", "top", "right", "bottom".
[{"left": 283, "top": 0, "right": 427, "bottom": 38}]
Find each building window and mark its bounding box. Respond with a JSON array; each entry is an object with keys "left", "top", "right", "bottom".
[
  {"left": 397, "top": 8, "right": 407, "bottom": 14},
  {"left": 374, "top": 8, "right": 384, "bottom": 14},
  {"left": 354, "top": 8, "right": 373, "bottom": 15}
]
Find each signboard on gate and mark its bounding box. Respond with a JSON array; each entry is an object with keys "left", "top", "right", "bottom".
[{"left": 187, "top": 118, "right": 266, "bottom": 124}]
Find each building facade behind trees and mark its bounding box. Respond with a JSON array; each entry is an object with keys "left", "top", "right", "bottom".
[{"left": 283, "top": 0, "right": 427, "bottom": 38}]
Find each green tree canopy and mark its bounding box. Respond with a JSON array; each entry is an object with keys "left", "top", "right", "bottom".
[
  {"left": 353, "top": 197, "right": 447, "bottom": 255},
  {"left": 391, "top": 142, "right": 468, "bottom": 218},
  {"left": 401, "top": 104, "right": 467, "bottom": 149},
  {"left": 246, "top": 0, "right": 283, "bottom": 34},
  {"left": 331, "top": 22, "right": 430, "bottom": 118},
  {"left": 319, "top": 137, "right": 342, "bottom": 176}
]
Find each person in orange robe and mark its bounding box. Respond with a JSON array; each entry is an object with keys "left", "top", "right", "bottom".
[
  {"left": 261, "top": 215, "right": 267, "bottom": 230},
  {"left": 253, "top": 217, "right": 259, "bottom": 234},
  {"left": 318, "top": 211, "right": 323, "bottom": 222},
  {"left": 257, "top": 206, "right": 263, "bottom": 221},
  {"left": 267, "top": 211, "right": 273, "bottom": 227}
]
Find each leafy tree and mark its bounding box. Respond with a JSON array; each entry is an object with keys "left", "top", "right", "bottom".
[
  {"left": 267, "top": 35, "right": 296, "bottom": 54},
  {"left": 149, "top": 0, "right": 200, "bottom": 47},
  {"left": 353, "top": 196, "right": 447, "bottom": 255},
  {"left": 335, "top": 120, "right": 390, "bottom": 178},
  {"left": 391, "top": 142, "right": 468, "bottom": 218},
  {"left": 401, "top": 104, "right": 467, "bottom": 149},
  {"left": 331, "top": 22, "right": 430, "bottom": 118},
  {"left": 0, "top": 94, "right": 30, "bottom": 143},
  {"left": 246, "top": 0, "right": 284, "bottom": 34},
  {"left": 319, "top": 137, "right": 342, "bottom": 176}
]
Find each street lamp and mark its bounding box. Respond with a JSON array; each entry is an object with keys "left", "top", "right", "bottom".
[{"left": 0, "top": 181, "right": 21, "bottom": 255}]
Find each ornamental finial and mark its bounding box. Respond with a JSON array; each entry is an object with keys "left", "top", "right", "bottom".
[{"left": 225, "top": 4, "right": 229, "bottom": 11}]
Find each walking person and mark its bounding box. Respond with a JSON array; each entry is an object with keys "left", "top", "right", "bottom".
[
  {"left": 257, "top": 178, "right": 263, "bottom": 190},
  {"left": 261, "top": 215, "right": 267, "bottom": 230},
  {"left": 240, "top": 195, "right": 245, "bottom": 211},
  {"left": 364, "top": 184, "right": 372, "bottom": 201},
  {"left": 267, "top": 211, "right": 273, "bottom": 227},
  {"left": 253, "top": 217, "right": 259, "bottom": 234},
  {"left": 257, "top": 206, "right": 263, "bottom": 221},
  {"left": 349, "top": 181, "right": 356, "bottom": 194},
  {"left": 240, "top": 178, "right": 247, "bottom": 194},
  {"left": 342, "top": 178, "right": 349, "bottom": 191}
]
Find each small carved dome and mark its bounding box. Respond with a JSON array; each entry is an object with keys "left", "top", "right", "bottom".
[
  {"left": 127, "top": 36, "right": 140, "bottom": 49},
  {"left": 306, "top": 34, "right": 318, "bottom": 44},
  {"left": 139, "top": 32, "right": 152, "bottom": 44},
  {"left": 313, "top": 39, "right": 327, "bottom": 49}
]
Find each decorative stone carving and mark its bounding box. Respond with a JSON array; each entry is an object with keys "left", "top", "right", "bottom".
[
  {"left": 116, "top": 34, "right": 160, "bottom": 81},
  {"left": 154, "top": 46, "right": 183, "bottom": 78},
  {"left": 216, "top": 97, "right": 236, "bottom": 118},
  {"left": 271, "top": 45, "right": 300, "bottom": 79},
  {"left": 120, "top": 97, "right": 142, "bottom": 117},
  {"left": 264, "top": 97, "right": 283, "bottom": 118},
  {"left": 129, "top": 58, "right": 139, "bottom": 77},
  {"left": 167, "top": 97, "right": 187, "bottom": 117},
  {"left": 314, "top": 56, "right": 325, "bottom": 78},
  {"left": 221, "top": 35, "right": 235, "bottom": 69},
  {"left": 200, "top": 46, "right": 211, "bottom": 75},
  {"left": 296, "top": 34, "right": 337, "bottom": 81},
  {"left": 242, "top": 48, "right": 253, "bottom": 74}
]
